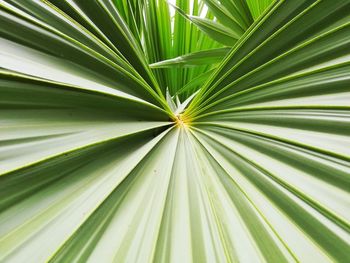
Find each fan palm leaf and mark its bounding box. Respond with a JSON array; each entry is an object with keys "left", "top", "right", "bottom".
[{"left": 0, "top": 0, "right": 349, "bottom": 262}]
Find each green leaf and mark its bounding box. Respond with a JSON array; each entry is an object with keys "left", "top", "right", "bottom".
[
  {"left": 149, "top": 47, "right": 230, "bottom": 68},
  {"left": 0, "top": 0, "right": 349, "bottom": 262},
  {"left": 246, "top": 0, "right": 275, "bottom": 20},
  {"left": 169, "top": 2, "right": 241, "bottom": 44}
]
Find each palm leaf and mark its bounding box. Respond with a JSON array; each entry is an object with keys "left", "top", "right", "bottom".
[
  {"left": 0, "top": 0, "right": 349, "bottom": 262},
  {"left": 149, "top": 47, "right": 230, "bottom": 68}
]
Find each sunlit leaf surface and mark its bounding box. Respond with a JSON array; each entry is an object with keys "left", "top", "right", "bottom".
[{"left": 0, "top": 0, "right": 349, "bottom": 262}]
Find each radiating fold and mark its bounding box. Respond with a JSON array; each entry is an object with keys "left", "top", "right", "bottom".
[{"left": 0, "top": 0, "right": 349, "bottom": 262}]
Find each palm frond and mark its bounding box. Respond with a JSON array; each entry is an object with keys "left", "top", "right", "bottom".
[{"left": 0, "top": 0, "right": 349, "bottom": 262}]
